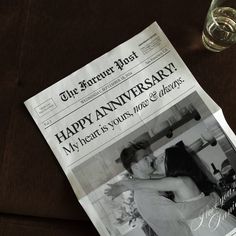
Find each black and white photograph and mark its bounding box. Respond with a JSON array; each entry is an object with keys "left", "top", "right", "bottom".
[{"left": 72, "top": 92, "right": 236, "bottom": 236}]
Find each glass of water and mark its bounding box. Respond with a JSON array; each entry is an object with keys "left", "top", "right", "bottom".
[{"left": 202, "top": 0, "right": 236, "bottom": 52}]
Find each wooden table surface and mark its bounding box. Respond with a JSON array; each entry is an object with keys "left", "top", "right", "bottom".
[{"left": 0, "top": 0, "right": 236, "bottom": 235}]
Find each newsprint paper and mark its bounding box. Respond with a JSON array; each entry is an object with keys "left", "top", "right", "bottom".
[{"left": 25, "top": 22, "right": 236, "bottom": 236}]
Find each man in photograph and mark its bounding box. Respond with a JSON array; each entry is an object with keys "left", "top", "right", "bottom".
[
  {"left": 117, "top": 141, "right": 192, "bottom": 236},
  {"left": 105, "top": 141, "right": 219, "bottom": 236}
]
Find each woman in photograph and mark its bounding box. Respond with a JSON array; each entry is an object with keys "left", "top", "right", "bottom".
[{"left": 106, "top": 145, "right": 236, "bottom": 236}]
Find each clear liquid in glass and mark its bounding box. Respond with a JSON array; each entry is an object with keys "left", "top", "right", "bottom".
[{"left": 202, "top": 7, "right": 236, "bottom": 52}]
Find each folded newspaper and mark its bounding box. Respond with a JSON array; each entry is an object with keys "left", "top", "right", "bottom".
[{"left": 25, "top": 22, "right": 236, "bottom": 236}]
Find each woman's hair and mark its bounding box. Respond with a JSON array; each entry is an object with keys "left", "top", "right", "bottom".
[
  {"left": 120, "top": 141, "right": 150, "bottom": 174},
  {"left": 165, "top": 145, "right": 217, "bottom": 196}
]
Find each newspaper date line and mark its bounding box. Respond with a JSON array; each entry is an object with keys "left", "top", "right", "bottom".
[
  {"left": 59, "top": 51, "right": 139, "bottom": 102},
  {"left": 59, "top": 58, "right": 175, "bottom": 103}
]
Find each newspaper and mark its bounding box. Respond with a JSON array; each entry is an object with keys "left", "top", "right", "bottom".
[{"left": 25, "top": 22, "right": 236, "bottom": 236}]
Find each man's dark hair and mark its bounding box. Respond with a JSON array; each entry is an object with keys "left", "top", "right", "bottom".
[{"left": 120, "top": 141, "right": 150, "bottom": 174}]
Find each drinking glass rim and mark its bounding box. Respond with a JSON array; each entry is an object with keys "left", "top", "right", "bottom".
[{"left": 210, "top": 6, "right": 236, "bottom": 34}]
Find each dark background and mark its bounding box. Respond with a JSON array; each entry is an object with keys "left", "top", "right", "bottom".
[{"left": 0, "top": 0, "right": 236, "bottom": 235}]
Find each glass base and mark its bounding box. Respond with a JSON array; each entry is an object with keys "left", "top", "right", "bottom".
[{"left": 202, "top": 32, "right": 227, "bottom": 52}]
